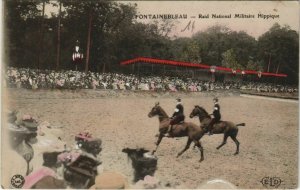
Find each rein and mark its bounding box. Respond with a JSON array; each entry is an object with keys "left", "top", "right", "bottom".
[
  {"left": 195, "top": 106, "right": 211, "bottom": 123},
  {"left": 157, "top": 107, "right": 169, "bottom": 123},
  {"left": 158, "top": 113, "right": 169, "bottom": 122}
]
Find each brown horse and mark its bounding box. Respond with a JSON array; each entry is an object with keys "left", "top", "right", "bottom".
[
  {"left": 148, "top": 102, "right": 205, "bottom": 162},
  {"left": 189, "top": 105, "right": 245, "bottom": 155}
]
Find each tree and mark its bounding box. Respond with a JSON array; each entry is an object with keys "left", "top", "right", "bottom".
[
  {"left": 246, "top": 59, "right": 264, "bottom": 71},
  {"left": 62, "top": 1, "right": 140, "bottom": 72},
  {"left": 221, "top": 49, "right": 240, "bottom": 69},
  {"left": 5, "top": 2, "right": 297, "bottom": 85},
  {"left": 226, "top": 31, "right": 257, "bottom": 68},
  {"left": 56, "top": 0, "right": 62, "bottom": 70},
  {"left": 258, "top": 23, "right": 299, "bottom": 84},
  {"left": 4, "top": 1, "right": 42, "bottom": 68},
  {"left": 152, "top": 19, "right": 178, "bottom": 38},
  {"left": 177, "top": 40, "right": 202, "bottom": 63},
  {"left": 36, "top": 0, "right": 48, "bottom": 69},
  {"left": 192, "top": 25, "right": 232, "bottom": 66},
  {"left": 192, "top": 25, "right": 258, "bottom": 68}
]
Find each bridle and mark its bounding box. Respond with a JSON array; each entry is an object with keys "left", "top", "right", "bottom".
[
  {"left": 192, "top": 106, "right": 202, "bottom": 117},
  {"left": 193, "top": 106, "right": 210, "bottom": 122}
]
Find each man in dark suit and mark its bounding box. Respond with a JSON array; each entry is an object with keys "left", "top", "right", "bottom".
[
  {"left": 207, "top": 97, "right": 221, "bottom": 135},
  {"left": 166, "top": 98, "right": 185, "bottom": 136}
]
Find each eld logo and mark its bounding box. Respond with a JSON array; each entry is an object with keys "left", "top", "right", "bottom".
[
  {"left": 260, "top": 176, "right": 282, "bottom": 188},
  {"left": 11, "top": 174, "right": 25, "bottom": 188}
]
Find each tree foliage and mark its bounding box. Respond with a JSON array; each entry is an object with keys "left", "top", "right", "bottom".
[
  {"left": 258, "top": 23, "right": 299, "bottom": 83},
  {"left": 3, "top": 1, "right": 299, "bottom": 84},
  {"left": 222, "top": 49, "right": 239, "bottom": 69}
]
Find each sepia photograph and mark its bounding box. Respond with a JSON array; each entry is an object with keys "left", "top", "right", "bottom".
[{"left": 1, "top": 0, "right": 299, "bottom": 189}]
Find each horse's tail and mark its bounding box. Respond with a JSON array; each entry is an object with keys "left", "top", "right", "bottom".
[{"left": 236, "top": 123, "right": 246, "bottom": 127}]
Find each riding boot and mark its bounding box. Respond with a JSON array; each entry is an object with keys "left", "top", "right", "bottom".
[
  {"left": 165, "top": 125, "right": 173, "bottom": 137},
  {"left": 207, "top": 125, "right": 213, "bottom": 135},
  {"left": 207, "top": 119, "right": 215, "bottom": 136}
]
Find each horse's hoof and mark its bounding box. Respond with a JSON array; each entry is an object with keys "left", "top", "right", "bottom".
[
  {"left": 199, "top": 159, "right": 204, "bottom": 162},
  {"left": 234, "top": 152, "right": 238, "bottom": 155},
  {"left": 216, "top": 147, "right": 220, "bottom": 150},
  {"left": 152, "top": 150, "right": 156, "bottom": 155}
]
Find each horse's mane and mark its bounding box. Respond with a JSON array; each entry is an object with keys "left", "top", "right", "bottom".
[
  {"left": 157, "top": 105, "right": 169, "bottom": 118},
  {"left": 195, "top": 105, "right": 209, "bottom": 116}
]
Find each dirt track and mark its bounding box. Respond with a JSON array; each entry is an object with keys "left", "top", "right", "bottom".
[{"left": 4, "top": 88, "right": 299, "bottom": 188}]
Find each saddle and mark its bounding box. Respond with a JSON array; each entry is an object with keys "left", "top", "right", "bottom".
[
  {"left": 212, "top": 121, "right": 226, "bottom": 130},
  {"left": 170, "top": 121, "right": 184, "bottom": 127},
  {"left": 201, "top": 120, "right": 224, "bottom": 131}
]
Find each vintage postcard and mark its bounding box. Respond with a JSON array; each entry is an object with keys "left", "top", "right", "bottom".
[{"left": 1, "top": 0, "right": 299, "bottom": 189}]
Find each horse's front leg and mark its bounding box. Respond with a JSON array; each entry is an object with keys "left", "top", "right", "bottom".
[
  {"left": 176, "top": 138, "right": 192, "bottom": 158},
  {"left": 152, "top": 133, "right": 164, "bottom": 155},
  {"left": 193, "top": 140, "right": 204, "bottom": 162}
]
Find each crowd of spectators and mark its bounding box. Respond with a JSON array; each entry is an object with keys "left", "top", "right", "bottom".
[{"left": 4, "top": 67, "right": 298, "bottom": 93}]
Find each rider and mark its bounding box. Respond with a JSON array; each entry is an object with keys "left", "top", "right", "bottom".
[
  {"left": 166, "top": 98, "right": 185, "bottom": 136},
  {"left": 207, "top": 97, "right": 221, "bottom": 135}
]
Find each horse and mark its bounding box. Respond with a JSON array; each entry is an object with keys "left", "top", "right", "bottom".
[
  {"left": 148, "top": 102, "right": 206, "bottom": 162},
  {"left": 189, "top": 105, "right": 245, "bottom": 155}
]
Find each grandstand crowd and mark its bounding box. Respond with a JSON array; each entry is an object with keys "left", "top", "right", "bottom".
[{"left": 4, "top": 67, "right": 298, "bottom": 93}]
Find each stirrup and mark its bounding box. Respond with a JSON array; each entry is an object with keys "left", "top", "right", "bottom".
[{"left": 164, "top": 132, "right": 173, "bottom": 137}]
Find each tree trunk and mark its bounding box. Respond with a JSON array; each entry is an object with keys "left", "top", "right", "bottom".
[
  {"left": 276, "top": 62, "right": 281, "bottom": 74},
  {"left": 85, "top": 10, "right": 93, "bottom": 73},
  {"left": 56, "top": 1, "right": 61, "bottom": 70},
  {"left": 267, "top": 53, "right": 271, "bottom": 72},
  {"left": 37, "top": 1, "right": 45, "bottom": 69},
  {"left": 102, "top": 62, "right": 106, "bottom": 73}
]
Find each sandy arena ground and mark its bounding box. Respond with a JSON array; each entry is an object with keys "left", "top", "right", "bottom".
[{"left": 3, "top": 88, "right": 299, "bottom": 189}]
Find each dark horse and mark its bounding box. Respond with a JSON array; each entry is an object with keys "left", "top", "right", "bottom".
[
  {"left": 189, "top": 105, "right": 245, "bottom": 155},
  {"left": 148, "top": 102, "right": 206, "bottom": 162}
]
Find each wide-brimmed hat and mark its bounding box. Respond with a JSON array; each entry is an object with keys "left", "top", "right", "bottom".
[
  {"left": 22, "top": 120, "right": 38, "bottom": 131},
  {"left": 21, "top": 115, "right": 38, "bottom": 132}
]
